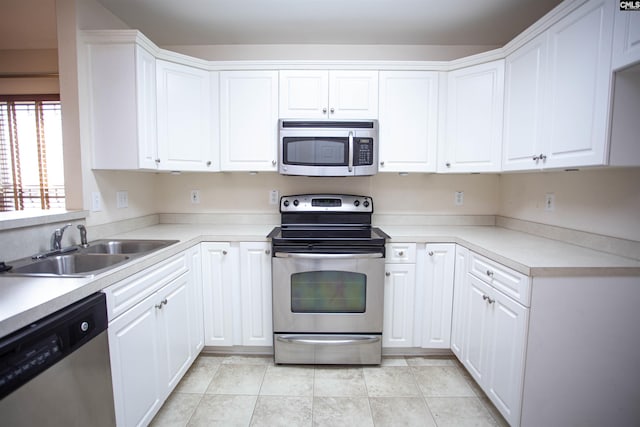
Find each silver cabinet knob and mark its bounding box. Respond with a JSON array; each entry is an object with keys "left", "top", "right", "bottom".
[
  {"left": 322, "top": 107, "right": 327, "bottom": 113},
  {"left": 482, "top": 295, "right": 495, "bottom": 304},
  {"left": 330, "top": 107, "right": 335, "bottom": 113},
  {"left": 80, "top": 321, "right": 90, "bottom": 332},
  {"left": 398, "top": 251, "right": 404, "bottom": 256},
  {"left": 428, "top": 251, "right": 434, "bottom": 256},
  {"left": 155, "top": 158, "right": 161, "bottom": 164},
  {"left": 385, "top": 272, "right": 391, "bottom": 277},
  {"left": 533, "top": 155, "right": 539, "bottom": 161},
  {"left": 486, "top": 270, "right": 494, "bottom": 277},
  {"left": 539, "top": 153, "right": 547, "bottom": 161},
  {"left": 446, "top": 162, "right": 451, "bottom": 168},
  {"left": 206, "top": 160, "right": 212, "bottom": 167},
  {"left": 272, "top": 160, "right": 277, "bottom": 166},
  {"left": 380, "top": 161, "right": 385, "bottom": 167},
  {"left": 265, "top": 249, "right": 271, "bottom": 255},
  {"left": 222, "top": 250, "right": 228, "bottom": 255},
  {"left": 155, "top": 298, "right": 168, "bottom": 309}
]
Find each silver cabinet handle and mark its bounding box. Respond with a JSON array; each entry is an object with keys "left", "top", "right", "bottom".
[
  {"left": 486, "top": 270, "right": 494, "bottom": 277},
  {"left": 385, "top": 272, "right": 391, "bottom": 277},
  {"left": 428, "top": 251, "right": 434, "bottom": 256},
  {"left": 222, "top": 250, "right": 228, "bottom": 255},
  {"left": 155, "top": 298, "right": 168, "bottom": 309},
  {"left": 482, "top": 295, "right": 495, "bottom": 304}
]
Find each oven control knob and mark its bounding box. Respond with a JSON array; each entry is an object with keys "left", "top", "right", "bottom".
[
  {"left": 363, "top": 200, "right": 370, "bottom": 208},
  {"left": 354, "top": 200, "right": 360, "bottom": 207},
  {"left": 293, "top": 199, "right": 299, "bottom": 206},
  {"left": 283, "top": 200, "right": 290, "bottom": 207}
]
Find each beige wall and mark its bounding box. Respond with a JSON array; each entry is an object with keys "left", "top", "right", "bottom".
[
  {"left": 0, "top": 49, "right": 59, "bottom": 94},
  {"left": 498, "top": 168, "right": 640, "bottom": 242},
  {"left": 155, "top": 172, "right": 499, "bottom": 216}
]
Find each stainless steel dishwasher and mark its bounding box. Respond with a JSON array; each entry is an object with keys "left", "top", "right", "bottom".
[{"left": 0, "top": 292, "right": 116, "bottom": 426}]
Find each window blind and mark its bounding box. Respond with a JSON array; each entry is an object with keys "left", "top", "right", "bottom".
[{"left": 0, "top": 95, "right": 65, "bottom": 211}]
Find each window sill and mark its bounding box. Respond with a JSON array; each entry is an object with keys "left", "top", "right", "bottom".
[{"left": 0, "top": 210, "right": 88, "bottom": 231}]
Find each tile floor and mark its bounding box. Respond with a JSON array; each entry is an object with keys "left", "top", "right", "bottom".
[{"left": 151, "top": 354, "right": 509, "bottom": 427}]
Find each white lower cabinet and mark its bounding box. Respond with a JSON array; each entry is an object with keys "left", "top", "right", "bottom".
[
  {"left": 201, "top": 242, "right": 272, "bottom": 348},
  {"left": 383, "top": 262, "right": 416, "bottom": 348},
  {"left": 455, "top": 249, "right": 529, "bottom": 427},
  {"left": 420, "top": 244, "right": 455, "bottom": 349},
  {"left": 106, "top": 248, "right": 202, "bottom": 427}
]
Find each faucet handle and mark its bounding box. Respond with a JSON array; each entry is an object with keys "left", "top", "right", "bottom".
[{"left": 77, "top": 224, "right": 88, "bottom": 247}]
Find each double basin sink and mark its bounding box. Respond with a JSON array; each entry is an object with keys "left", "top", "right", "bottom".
[{"left": 1, "top": 239, "right": 178, "bottom": 278}]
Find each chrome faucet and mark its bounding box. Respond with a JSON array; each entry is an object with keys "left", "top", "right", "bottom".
[
  {"left": 77, "top": 224, "right": 88, "bottom": 248},
  {"left": 50, "top": 224, "right": 73, "bottom": 251}
]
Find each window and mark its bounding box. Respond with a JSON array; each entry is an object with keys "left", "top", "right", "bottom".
[{"left": 0, "top": 95, "right": 65, "bottom": 211}]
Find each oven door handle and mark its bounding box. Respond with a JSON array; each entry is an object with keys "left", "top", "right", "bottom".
[
  {"left": 274, "top": 252, "right": 383, "bottom": 259},
  {"left": 276, "top": 335, "right": 381, "bottom": 346}
]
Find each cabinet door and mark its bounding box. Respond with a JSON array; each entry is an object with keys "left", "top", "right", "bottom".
[
  {"left": 89, "top": 43, "right": 157, "bottom": 170},
  {"left": 450, "top": 246, "right": 469, "bottom": 359},
  {"left": 329, "top": 70, "right": 379, "bottom": 119},
  {"left": 187, "top": 245, "right": 204, "bottom": 355},
  {"left": 441, "top": 60, "right": 504, "bottom": 172},
  {"left": 201, "top": 242, "right": 237, "bottom": 346},
  {"left": 279, "top": 70, "right": 329, "bottom": 119},
  {"left": 612, "top": 8, "right": 640, "bottom": 70},
  {"left": 543, "top": 0, "right": 614, "bottom": 168},
  {"left": 220, "top": 71, "right": 279, "bottom": 171},
  {"left": 109, "top": 295, "right": 162, "bottom": 427},
  {"left": 239, "top": 242, "right": 273, "bottom": 346},
  {"left": 156, "top": 60, "right": 213, "bottom": 171},
  {"left": 485, "top": 289, "right": 529, "bottom": 426},
  {"left": 378, "top": 71, "right": 439, "bottom": 172},
  {"left": 421, "top": 244, "right": 455, "bottom": 349},
  {"left": 502, "top": 33, "right": 548, "bottom": 171},
  {"left": 382, "top": 263, "right": 416, "bottom": 348},
  {"left": 156, "top": 272, "right": 192, "bottom": 396},
  {"left": 462, "top": 275, "right": 492, "bottom": 385}
]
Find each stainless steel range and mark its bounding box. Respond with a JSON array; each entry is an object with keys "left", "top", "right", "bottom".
[{"left": 268, "top": 194, "right": 389, "bottom": 365}]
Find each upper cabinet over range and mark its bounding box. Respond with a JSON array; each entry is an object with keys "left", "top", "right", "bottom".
[{"left": 279, "top": 70, "right": 378, "bottom": 119}]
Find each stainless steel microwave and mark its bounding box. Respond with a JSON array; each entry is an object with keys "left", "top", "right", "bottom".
[{"left": 278, "top": 119, "right": 378, "bottom": 177}]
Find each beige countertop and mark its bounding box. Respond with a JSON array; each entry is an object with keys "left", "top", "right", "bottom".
[{"left": 1, "top": 223, "right": 639, "bottom": 338}]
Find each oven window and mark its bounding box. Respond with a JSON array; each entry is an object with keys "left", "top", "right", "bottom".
[
  {"left": 283, "top": 137, "right": 348, "bottom": 166},
  {"left": 291, "top": 271, "right": 366, "bottom": 313}
]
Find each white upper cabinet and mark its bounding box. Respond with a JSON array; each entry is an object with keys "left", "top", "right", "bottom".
[
  {"left": 89, "top": 42, "right": 158, "bottom": 170},
  {"left": 378, "top": 71, "right": 439, "bottom": 173},
  {"left": 156, "top": 60, "right": 216, "bottom": 171},
  {"left": 279, "top": 70, "right": 378, "bottom": 119},
  {"left": 440, "top": 60, "right": 504, "bottom": 173},
  {"left": 220, "top": 71, "right": 279, "bottom": 171},
  {"left": 612, "top": 7, "right": 640, "bottom": 70},
  {"left": 543, "top": 0, "right": 614, "bottom": 169},
  {"left": 502, "top": 33, "right": 548, "bottom": 171}
]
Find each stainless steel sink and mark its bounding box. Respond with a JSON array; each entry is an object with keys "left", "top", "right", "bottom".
[
  {"left": 8, "top": 253, "right": 130, "bottom": 277},
  {"left": 1, "top": 239, "right": 178, "bottom": 278},
  {"left": 82, "top": 239, "right": 177, "bottom": 255}
]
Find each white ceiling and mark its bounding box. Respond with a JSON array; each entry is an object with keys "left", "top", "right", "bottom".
[{"left": 94, "top": 0, "right": 564, "bottom": 46}]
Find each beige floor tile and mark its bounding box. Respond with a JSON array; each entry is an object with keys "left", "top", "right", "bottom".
[
  {"left": 405, "top": 356, "right": 457, "bottom": 367},
  {"left": 479, "top": 397, "right": 510, "bottom": 427},
  {"left": 259, "top": 365, "right": 314, "bottom": 396},
  {"left": 187, "top": 395, "right": 257, "bottom": 427},
  {"left": 174, "top": 357, "right": 221, "bottom": 394},
  {"left": 380, "top": 357, "right": 408, "bottom": 367},
  {"left": 250, "top": 396, "right": 312, "bottom": 427},
  {"left": 206, "top": 364, "right": 267, "bottom": 395},
  {"left": 363, "top": 366, "right": 421, "bottom": 397},
  {"left": 412, "top": 366, "right": 476, "bottom": 397},
  {"left": 425, "top": 397, "right": 498, "bottom": 427},
  {"left": 314, "top": 367, "right": 367, "bottom": 397},
  {"left": 312, "top": 396, "right": 373, "bottom": 427},
  {"left": 151, "top": 392, "right": 201, "bottom": 427},
  {"left": 222, "top": 355, "right": 274, "bottom": 365},
  {"left": 369, "top": 396, "right": 437, "bottom": 427}
]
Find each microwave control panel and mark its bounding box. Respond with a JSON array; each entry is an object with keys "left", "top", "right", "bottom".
[{"left": 354, "top": 138, "right": 374, "bottom": 166}]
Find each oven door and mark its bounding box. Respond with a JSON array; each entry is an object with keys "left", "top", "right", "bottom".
[{"left": 272, "top": 251, "right": 384, "bottom": 333}]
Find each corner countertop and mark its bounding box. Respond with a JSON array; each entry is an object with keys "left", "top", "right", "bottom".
[{"left": 1, "top": 223, "right": 639, "bottom": 339}]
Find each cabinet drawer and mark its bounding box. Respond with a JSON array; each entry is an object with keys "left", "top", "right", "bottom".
[
  {"left": 469, "top": 251, "right": 531, "bottom": 306},
  {"left": 385, "top": 243, "right": 416, "bottom": 263},
  {"left": 105, "top": 251, "right": 188, "bottom": 320}
]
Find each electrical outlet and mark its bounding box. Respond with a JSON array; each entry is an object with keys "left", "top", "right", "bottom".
[
  {"left": 269, "top": 189, "right": 279, "bottom": 205},
  {"left": 190, "top": 190, "right": 200, "bottom": 204},
  {"left": 545, "top": 193, "right": 555, "bottom": 211},
  {"left": 116, "top": 191, "right": 128, "bottom": 209},
  {"left": 455, "top": 191, "right": 464, "bottom": 206},
  {"left": 91, "top": 192, "right": 102, "bottom": 212}
]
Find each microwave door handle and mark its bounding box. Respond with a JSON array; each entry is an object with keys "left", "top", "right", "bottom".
[{"left": 348, "top": 131, "right": 354, "bottom": 173}]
